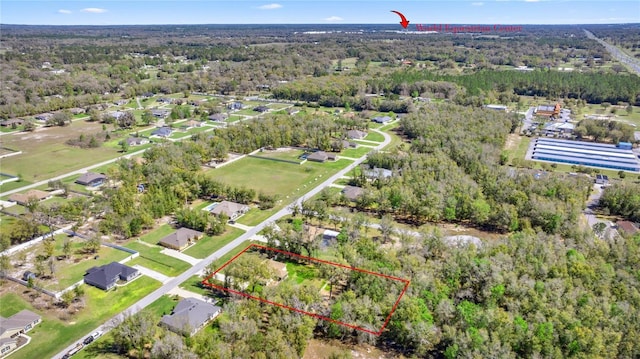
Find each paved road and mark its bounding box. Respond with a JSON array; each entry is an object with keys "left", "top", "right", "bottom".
[
  {"left": 53, "top": 129, "right": 390, "bottom": 359},
  {"left": 584, "top": 29, "right": 640, "bottom": 75}
]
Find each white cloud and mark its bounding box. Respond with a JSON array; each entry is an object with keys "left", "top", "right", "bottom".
[
  {"left": 258, "top": 3, "right": 282, "bottom": 10},
  {"left": 58, "top": 9, "right": 72, "bottom": 14},
  {"left": 472, "top": 2, "right": 484, "bottom": 5},
  {"left": 81, "top": 8, "right": 108, "bottom": 14},
  {"left": 324, "top": 16, "right": 344, "bottom": 22}
]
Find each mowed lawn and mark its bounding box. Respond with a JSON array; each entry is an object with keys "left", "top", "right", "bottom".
[
  {"left": 183, "top": 227, "right": 245, "bottom": 259},
  {"left": 0, "top": 276, "right": 161, "bottom": 359},
  {"left": 125, "top": 242, "right": 191, "bottom": 277},
  {"left": 206, "top": 157, "right": 352, "bottom": 199},
  {"left": 0, "top": 121, "right": 127, "bottom": 181}
]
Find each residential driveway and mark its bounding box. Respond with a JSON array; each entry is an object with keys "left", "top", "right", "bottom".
[
  {"left": 160, "top": 248, "right": 200, "bottom": 266},
  {"left": 132, "top": 265, "right": 172, "bottom": 284},
  {"left": 228, "top": 222, "right": 253, "bottom": 231},
  {"left": 167, "top": 286, "right": 215, "bottom": 303}
]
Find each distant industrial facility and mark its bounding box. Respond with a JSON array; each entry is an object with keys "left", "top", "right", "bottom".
[{"left": 530, "top": 138, "right": 640, "bottom": 172}]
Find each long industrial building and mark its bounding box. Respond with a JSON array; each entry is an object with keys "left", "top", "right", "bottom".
[{"left": 530, "top": 138, "right": 640, "bottom": 172}]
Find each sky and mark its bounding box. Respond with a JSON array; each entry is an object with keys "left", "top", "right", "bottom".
[{"left": 1, "top": 0, "right": 639, "bottom": 25}]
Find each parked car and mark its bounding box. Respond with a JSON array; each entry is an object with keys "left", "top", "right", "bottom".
[
  {"left": 91, "top": 330, "right": 103, "bottom": 340},
  {"left": 83, "top": 336, "right": 94, "bottom": 345}
]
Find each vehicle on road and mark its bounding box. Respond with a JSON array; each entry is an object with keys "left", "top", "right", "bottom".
[{"left": 83, "top": 335, "right": 94, "bottom": 345}]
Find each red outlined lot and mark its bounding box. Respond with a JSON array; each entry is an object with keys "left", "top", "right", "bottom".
[{"left": 202, "top": 243, "right": 410, "bottom": 335}]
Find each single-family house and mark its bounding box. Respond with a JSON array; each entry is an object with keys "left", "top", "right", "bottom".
[
  {"left": 157, "top": 97, "right": 173, "bottom": 104},
  {"left": 266, "top": 259, "right": 288, "bottom": 281},
  {"left": 75, "top": 172, "right": 107, "bottom": 187},
  {"left": 158, "top": 228, "right": 204, "bottom": 251},
  {"left": 253, "top": 105, "right": 269, "bottom": 113},
  {"left": 364, "top": 167, "right": 393, "bottom": 179},
  {"left": 617, "top": 221, "right": 638, "bottom": 237},
  {"left": 341, "top": 140, "right": 357, "bottom": 149},
  {"left": 160, "top": 298, "right": 221, "bottom": 336},
  {"left": 8, "top": 190, "right": 52, "bottom": 206},
  {"left": 0, "top": 310, "right": 41, "bottom": 357},
  {"left": 69, "top": 108, "right": 86, "bottom": 115},
  {"left": 125, "top": 137, "right": 150, "bottom": 147},
  {"left": 227, "top": 102, "right": 244, "bottom": 110},
  {"left": 0, "top": 119, "right": 24, "bottom": 127},
  {"left": 151, "top": 127, "right": 172, "bottom": 138},
  {"left": 208, "top": 113, "right": 228, "bottom": 122},
  {"left": 341, "top": 186, "right": 364, "bottom": 201},
  {"left": 141, "top": 92, "right": 154, "bottom": 99},
  {"left": 181, "top": 120, "right": 203, "bottom": 130},
  {"left": 114, "top": 99, "right": 129, "bottom": 106},
  {"left": 307, "top": 151, "right": 329, "bottom": 163},
  {"left": 210, "top": 201, "right": 249, "bottom": 220},
  {"left": 347, "top": 129, "right": 367, "bottom": 140},
  {"left": 34, "top": 113, "right": 53, "bottom": 122},
  {"left": 84, "top": 262, "right": 140, "bottom": 291},
  {"left": 372, "top": 116, "right": 392, "bottom": 124},
  {"left": 151, "top": 109, "right": 170, "bottom": 119},
  {"left": 108, "top": 111, "right": 126, "bottom": 121}
]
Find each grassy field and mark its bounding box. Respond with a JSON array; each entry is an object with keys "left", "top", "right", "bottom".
[
  {"left": 252, "top": 148, "right": 305, "bottom": 162},
  {"left": 237, "top": 207, "right": 277, "bottom": 226},
  {"left": 125, "top": 242, "right": 191, "bottom": 277},
  {"left": 206, "top": 157, "right": 352, "bottom": 199},
  {"left": 179, "top": 275, "right": 216, "bottom": 297},
  {"left": 0, "top": 275, "right": 161, "bottom": 359},
  {"left": 183, "top": 227, "right": 245, "bottom": 259},
  {"left": 340, "top": 146, "right": 372, "bottom": 158},
  {"left": 363, "top": 131, "right": 385, "bottom": 142},
  {"left": 0, "top": 121, "right": 129, "bottom": 181},
  {"left": 138, "top": 224, "right": 174, "bottom": 245},
  {"left": 227, "top": 115, "right": 245, "bottom": 123},
  {"left": 0, "top": 179, "right": 33, "bottom": 192}
]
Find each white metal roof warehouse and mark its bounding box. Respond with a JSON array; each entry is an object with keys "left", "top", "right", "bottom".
[{"left": 531, "top": 138, "right": 640, "bottom": 172}]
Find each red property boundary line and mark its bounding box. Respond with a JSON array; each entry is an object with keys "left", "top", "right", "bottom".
[{"left": 202, "top": 243, "right": 411, "bottom": 336}]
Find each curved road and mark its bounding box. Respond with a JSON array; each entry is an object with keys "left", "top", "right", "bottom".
[{"left": 53, "top": 128, "right": 391, "bottom": 358}]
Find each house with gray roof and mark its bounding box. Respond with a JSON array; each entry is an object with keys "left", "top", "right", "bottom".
[
  {"left": 208, "top": 113, "right": 228, "bottom": 122},
  {"left": 372, "top": 116, "right": 392, "bottom": 124},
  {"left": 151, "top": 127, "right": 172, "bottom": 138},
  {"left": 75, "top": 172, "right": 107, "bottom": 187},
  {"left": 307, "top": 151, "right": 329, "bottom": 163},
  {"left": 160, "top": 298, "right": 221, "bottom": 335},
  {"left": 84, "top": 262, "right": 139, "bottom": 291},
  {"left": 158, "top": 228, "right": 204, "bottom": 251},
  {"left": 209, "top": 201, "right": 249, "bottom": 220},
  {"left": 347, "top": 129, "right": 367, "bottom": 140},
  {"left": 341, "top": 186, "right": 364, "bottom": 201},
  {"left": 125, "top": 137, "right": 150, "bottom": 147}
]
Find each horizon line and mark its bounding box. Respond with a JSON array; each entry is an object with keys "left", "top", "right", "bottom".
[{"left": 2, "top": 22, "right": 639, "bottom": 26}]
